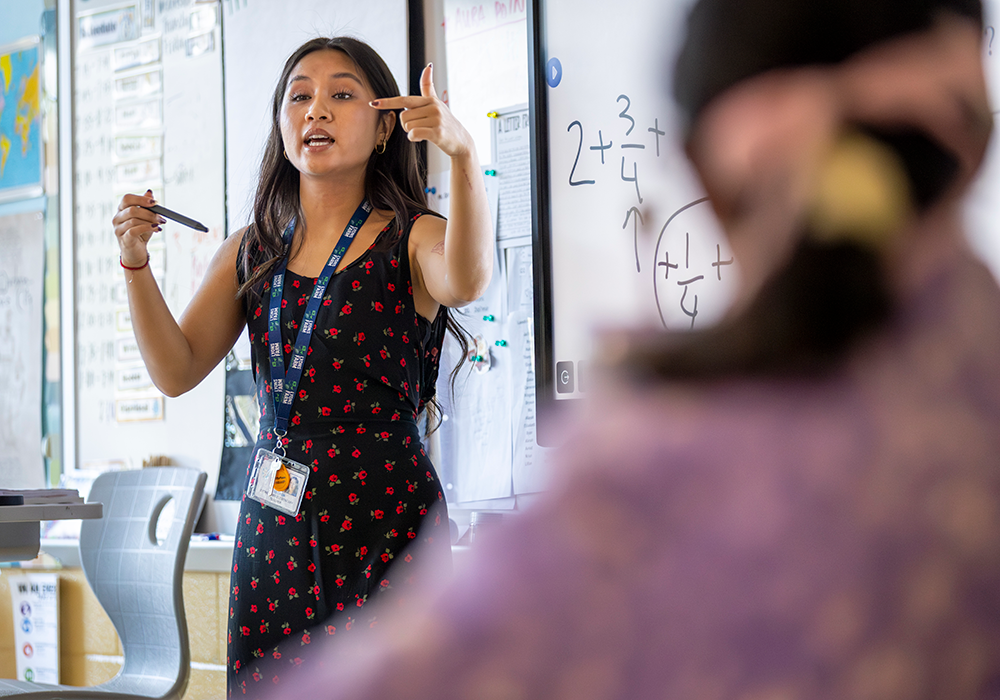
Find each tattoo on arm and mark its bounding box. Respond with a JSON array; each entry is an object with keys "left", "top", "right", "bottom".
[{"left": 431, "top": 240, "right": 445, "bottom": 255}]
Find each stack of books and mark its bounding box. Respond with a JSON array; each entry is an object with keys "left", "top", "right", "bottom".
[{"left": 0, "top": 489, "right": 84, "bottom": 506}]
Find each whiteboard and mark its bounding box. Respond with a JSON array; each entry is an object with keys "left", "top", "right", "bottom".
[
  {"left": 221, "top": 0, "right": 409, "bottom": 230},
  {"left": 70, "top": 0, "right": 227, "bottom": 481},
  {"left": 966, "top": 0, "right": 1000, "bottom": 283},
  {"left": 442, "top": 0, "right": 530, "bottom": 169},
  {"left": 0, "top": 211, "right": 45, "bottom": 489},
  {"left": 528, "top": 0, "right": 737, "bottom": 421}
]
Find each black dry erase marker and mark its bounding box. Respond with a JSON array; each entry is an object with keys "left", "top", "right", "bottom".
[{"left": 143, "top": 204, "right": 209, "bottom": 232}]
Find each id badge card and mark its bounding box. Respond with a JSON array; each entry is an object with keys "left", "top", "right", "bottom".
[{"left": 247, "top": 449, "right": 309, "bottom": 516}]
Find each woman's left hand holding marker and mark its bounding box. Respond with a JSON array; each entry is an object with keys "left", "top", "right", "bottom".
[{"left": 113, "top": 189, "right": 166, "bottom": 271}]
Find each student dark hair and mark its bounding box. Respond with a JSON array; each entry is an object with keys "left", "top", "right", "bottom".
[{"left": 673, "top": 0, "right": 983, "bottom": 132}]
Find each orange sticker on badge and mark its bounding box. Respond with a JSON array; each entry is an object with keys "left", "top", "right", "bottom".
[{"left": 272, "top": 465, "right": 290, "bottom": 492}]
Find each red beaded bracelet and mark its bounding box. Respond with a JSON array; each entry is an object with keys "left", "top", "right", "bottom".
[{"left": 120, "top": 254, "right": 150, "bottom": 271}]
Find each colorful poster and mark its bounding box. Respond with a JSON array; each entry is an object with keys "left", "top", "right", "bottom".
[
  {"left": 0, "top": 38, "right": 43, "bottom": 203},
  {"left": 8, "top": 573, "right": 60, "bottom": 684}
]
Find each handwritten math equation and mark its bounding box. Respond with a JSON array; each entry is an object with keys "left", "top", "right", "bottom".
[
  {"left": 565, "top": 93, "right": 665, "bottom": 204},
  {"left": 562, "top": 95, "right": 735, "bottom": 330},
  {"left": 652, "top": 198, "right": 735, "bottom": 331}
]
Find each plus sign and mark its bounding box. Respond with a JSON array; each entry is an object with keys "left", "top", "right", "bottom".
[
  {"left": 589, "top": 130, "right": 613, "bottom": 165},
  {"left": 658, "top": 251, "right": 678, "bottom": 279},
  {"left": 648, "top": 119, "right": 666, "bottom": 157},
  {"left": 712, "top": 244, "right": 734, "bottom": 280}
]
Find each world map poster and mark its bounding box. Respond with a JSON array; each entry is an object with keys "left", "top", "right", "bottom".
[{"left": 0, "top": 38, "right": 43, "bottom": 203}]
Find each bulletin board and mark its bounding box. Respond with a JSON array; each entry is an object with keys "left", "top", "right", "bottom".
[
  {"left": 433, "top": 1, "right": 553, "bottom": 505},
  {"left": 69, "top": 0, "right": 227, "bottom": 475},
  {"left": 528, "top": 0, "right": 737, "bottom": 442}
]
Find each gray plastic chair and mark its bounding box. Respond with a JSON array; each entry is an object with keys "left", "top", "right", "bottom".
[{"left": 0, "top": 467, "right": 207, "bottom": 700}]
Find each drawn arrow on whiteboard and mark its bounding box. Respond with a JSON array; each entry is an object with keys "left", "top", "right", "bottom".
[{"left": 623, "top": 206, "right": 644, "bottom": 273}]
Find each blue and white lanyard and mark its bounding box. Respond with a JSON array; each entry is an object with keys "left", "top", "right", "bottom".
[{"left": 267, "top": 200, "right": 373, "bottom": 452}]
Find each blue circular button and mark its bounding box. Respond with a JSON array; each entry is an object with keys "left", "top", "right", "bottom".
[{"left": 546, "top": 57, "right": 563, "bottom": 88}]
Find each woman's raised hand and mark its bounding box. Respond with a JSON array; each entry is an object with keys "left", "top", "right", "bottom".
[
  {"left": 113, "top": 189, "right": 165, "bottom": 267},
  {"left": 371, "top": 64, "right": 473, "bottom": 159}
]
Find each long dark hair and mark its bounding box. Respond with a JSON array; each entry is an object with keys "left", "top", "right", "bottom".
[
  {"left": 238, "top": 36, "right": 471, "bottom": 418},
  {"left": 617, "top": 0, "right": 981, "bottom": 382}
]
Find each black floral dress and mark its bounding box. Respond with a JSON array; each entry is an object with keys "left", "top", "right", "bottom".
[{"left": 227, "top": 213, "right": 451, "bottom": 697}]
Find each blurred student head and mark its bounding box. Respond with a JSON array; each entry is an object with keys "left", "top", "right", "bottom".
[{"left": 618, "top": 0, "right": 991, "bottom": 379}]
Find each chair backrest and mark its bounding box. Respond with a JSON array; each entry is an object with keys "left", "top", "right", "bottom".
[{"left": 79, "top": 467, "right": 206, "bottom": 700}]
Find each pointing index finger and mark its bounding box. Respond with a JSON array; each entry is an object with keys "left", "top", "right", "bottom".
[{"left": 370, "top": 95, "right": 432, "bottom": 110}]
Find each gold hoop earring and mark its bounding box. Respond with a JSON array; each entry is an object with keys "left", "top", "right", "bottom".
[
  {"left": 375, "top": 139, "right": 387, "bottom": 155},
  {"left": 283, "top": 150, "right": 289, "bottom": 160}
]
